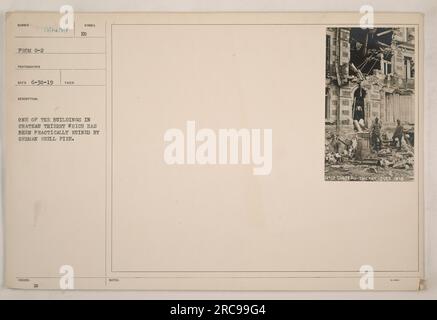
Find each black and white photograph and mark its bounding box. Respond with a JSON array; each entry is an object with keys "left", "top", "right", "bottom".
[{"left": 325, "top": 27, "right": 416, "bottom": 181}]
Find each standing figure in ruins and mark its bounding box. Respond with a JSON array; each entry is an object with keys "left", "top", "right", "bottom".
[
  {"left": 392, "top": 119, "right": 404, "bottom": 149},
  {"left": 370, "top": 117, "right": 382, "bottom": 152}
]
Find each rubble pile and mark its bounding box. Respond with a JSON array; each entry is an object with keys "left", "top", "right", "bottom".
[
  {"left": 325, "top": 127, "right": 414, "bottom": 180},
  {"left": 377, "top": 144, "right": 414, "bottom": 169}
]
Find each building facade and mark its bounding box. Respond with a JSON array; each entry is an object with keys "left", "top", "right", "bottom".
[{"left": 325, "top": 27, "right": 415, "bottom": 128}]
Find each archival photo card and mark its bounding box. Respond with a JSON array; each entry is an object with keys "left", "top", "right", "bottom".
[{"left": 4, "top": 12, "right": 423, "bottom": 291}]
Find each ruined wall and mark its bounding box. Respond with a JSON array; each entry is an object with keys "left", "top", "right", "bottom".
[
  {"left": 326, "top": 28, "right": 350, "bottom": 124},
  {"left": 325, "top": 27, "right": 415, "bottom": 127}
]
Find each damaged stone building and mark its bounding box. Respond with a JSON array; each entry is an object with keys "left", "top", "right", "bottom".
[{"left": 325, "top": 27, "right": 415, "bottom": 128}]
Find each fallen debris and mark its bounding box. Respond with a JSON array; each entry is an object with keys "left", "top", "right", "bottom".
[{"left": 325, "top": 125, "right": 415, "bottom": 181}]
